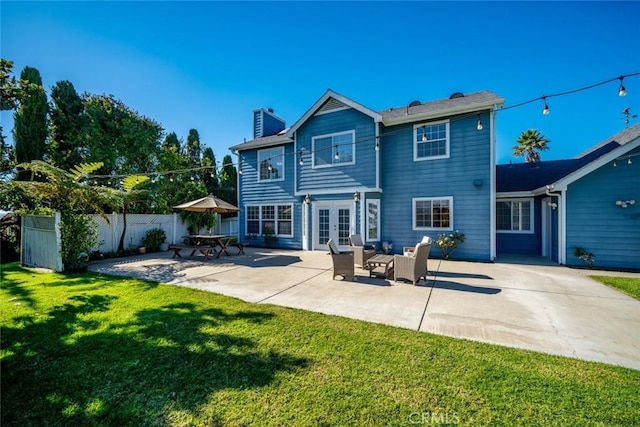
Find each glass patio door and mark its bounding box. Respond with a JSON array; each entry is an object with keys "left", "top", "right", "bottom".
[{"left": 314, "top": 202, "right": 353, "bottom": 251}]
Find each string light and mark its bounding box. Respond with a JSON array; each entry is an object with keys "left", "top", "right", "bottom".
[
  {"left": 613, "top": 160, "right": 617, "bottom": 167},
  {"left": 619, "top": 77, "right": 627, "bottom": 97},
  {"left": 629, "top": 156, "right": 633, "bottom": 165},
  {"left": 334, "top": 145, "right": 339, "bottom": 160},
  {"left": 82, "top": 70, "right": 639, "bottom": 184},
  {"left": 542, "top": 97, "right": 550, "bottom": 115}
]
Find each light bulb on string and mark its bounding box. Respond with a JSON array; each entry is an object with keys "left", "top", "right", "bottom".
[
  {"left": 422, "top": 126, "right": 427, "bottom": 142},
  {"left": 476, "top": 114, "right": 483, "bottom": 131},
  {"left": 299, "top": 156, "right": 304, "bottom": 166},
  {"left": 629, "top": 156, "right": 633, "bottom": 165},
  {"left": 334, "top": 145, "right": 339, "bottom": 160},
  {"left": 375, "top": 137, "right": 380, "bottom": 151},
  {"left": 619, "top": 77, "right": 627, "bottom": 97},
  {"left": 613, "top": 159, "right": 617, "bottom": 167},
  {"left": 542, "top": 97, "right": 550, "bottom": 115}
]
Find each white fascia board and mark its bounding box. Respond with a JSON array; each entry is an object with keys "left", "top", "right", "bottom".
[
  {"left": 496, "top": 191, "right": 536, "bottom": 198},
  {"left": 295, "top": 187, "right": 383, "bottom": 197},
  {"left": 538, "top": 137, "right": 640, "bottom": 192},
  {"left": 286, "top": 90, "right": 382, "bottom": 137},
  {"left": 230, "top": 138, "right": 293, "bottom": 152},
  {"left": 382, "top": 101, "right": 503, "bottom": 126}
]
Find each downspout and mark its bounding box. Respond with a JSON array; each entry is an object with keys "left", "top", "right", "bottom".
[
  {"left": 489, "top": 107, "right": 497, "bottom": 261},
  {"left": 546, "top": 184, "right": 565, "bottom": 264}
]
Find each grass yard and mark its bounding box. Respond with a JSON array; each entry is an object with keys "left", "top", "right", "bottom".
[
  {"left": 2, "top": 263, "right": 639, "bottom": 426},
  {"left": 590, "top": 275, "right": 640, "bottom": 301}
]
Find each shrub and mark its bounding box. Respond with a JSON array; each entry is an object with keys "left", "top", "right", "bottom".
[
  {"left": 141, "top": 228, "right": 167, "bottom": 252},
  {"left": 263, "top": 226, "right": 277, "bottom": 247},
  {"left": 435, "top": 230, "right": 465, "bottom": 259},
  {"left": 573, "top": 247, "right": 595, "bottom": 268},
  {"left": 60, "top": 212, "right": 99, "bottom": 272}
]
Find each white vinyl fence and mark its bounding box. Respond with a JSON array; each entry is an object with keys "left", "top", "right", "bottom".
[
  {"left": 91, "top": 213, "right": 239, "bottom": 253},
  {"left": 19, "top": 212, "right": 239, "bottom": 271},
  {"left": 21, "top": 213, "right": 63, "bottom": 271}
]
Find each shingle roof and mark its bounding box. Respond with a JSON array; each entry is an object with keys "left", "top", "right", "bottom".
[
  {"left": 229, "top": 130, "right": 293, "bottom": 152},
  {"left": 497, "top": 123, "right": 640, "bottom": 193},
  {"left": 380, "top": 90, "right": 505, "bottom": 123}
]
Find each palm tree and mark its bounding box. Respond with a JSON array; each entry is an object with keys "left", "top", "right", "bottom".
[{"left": 513, "top": 129, "right": 550, "bottom": 163}]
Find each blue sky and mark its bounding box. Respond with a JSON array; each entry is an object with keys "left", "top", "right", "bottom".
[{"left": 2, "top": 1, "right": 639, "bottom": 166}]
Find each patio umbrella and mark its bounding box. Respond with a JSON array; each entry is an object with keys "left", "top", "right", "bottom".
[{"left": 173, "top": 195, "right": 240, "bottom": 214}]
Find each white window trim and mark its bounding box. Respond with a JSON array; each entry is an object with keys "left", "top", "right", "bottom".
[
  {"left": 412, "top": 196, "right": 454, "bottom": 231},
  {"left": 496, "top": 198, "right": 534, "bottom": 234},
  {"left": 413, "top": 120, "right": 450, "bottom": 161},
  {"left": 245, "top": 203, "right": 294, "bottom": 237},
  {"left": 366, "top": 199, "right": 381, "bottom": 242},
  {"left": 257, "top": 146, "right": 285, "bottom": 182},
  {"left": 311, "top": 130, "right": 356, "bottom": 169}
]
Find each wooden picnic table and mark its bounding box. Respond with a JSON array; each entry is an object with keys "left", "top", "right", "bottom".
[{"left": 185, "top": 235, "right": 244, "bottom": 258}]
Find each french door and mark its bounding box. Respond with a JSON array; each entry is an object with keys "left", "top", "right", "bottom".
[{"left": 314, "top": 202, "right": 354, "bottom": 251}]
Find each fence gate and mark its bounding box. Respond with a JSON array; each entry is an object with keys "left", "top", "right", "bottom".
[{"left": 21, "top": 213, "right": 63, "bottom": 272}]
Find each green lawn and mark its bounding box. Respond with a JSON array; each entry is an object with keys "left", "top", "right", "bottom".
[
  {"left": 590, "top": 275, "right": 640, "bottom": 301},
  {"left": 2, "top": 263, "right": 639, "bottom": 426}
]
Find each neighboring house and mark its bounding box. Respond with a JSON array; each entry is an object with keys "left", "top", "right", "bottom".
[
  {"left": 230, "top": 89, "right": 504, "bottom": 261},
  {"left": 496, "top": 123, "right": 640, "bottom": 270}
]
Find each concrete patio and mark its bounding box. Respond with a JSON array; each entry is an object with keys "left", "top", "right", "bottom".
[{"left": 88, "top": 247, "right": 640, "bottom": 371}]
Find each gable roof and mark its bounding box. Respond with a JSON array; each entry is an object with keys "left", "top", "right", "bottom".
[
  {"left": 497, "top": 123, "right": 640, "bottom": 194},
  {"left": 286, "top": 89, "right": 383, "bottom": 137},
  {"left": 381, "top": 90, "right": 505, "bottom": 126}
]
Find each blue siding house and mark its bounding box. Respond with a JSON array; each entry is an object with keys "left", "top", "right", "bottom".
[
  {"left": 496, "top": 124, "right": 640, "bottom": 270},
  {"left": 231, "top": 89, "right": 504, "bottom": 260}
]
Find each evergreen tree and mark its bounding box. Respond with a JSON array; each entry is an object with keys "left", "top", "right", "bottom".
[
  {"left": 219, "top": 154, "right": 237, "bottom": 206},
  {"left": 49, "top": 80, "right": 85, "bottom": 170},
  {"left": 186, "top": 128, "right": 201, "bottom": 178},
  {"left": 13, "top": 66, "right": 48, "bottom": 180},
  {"left": 201, "top": 147, "right": 218, "bottom": 193},
  {"left": 162, "top": 132, "right": 182, "bottom": 153}
]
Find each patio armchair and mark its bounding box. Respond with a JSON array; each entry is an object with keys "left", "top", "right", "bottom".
[
  {"left": 349, "top": 234, "right": 376, "bottom": 268},
  {"left": 328, "top": 238, "right": 355, "bottom": 281},
  {"left": 403, "top": 236, "right": 432, "bottom": 256},
  {"left": 394, "top": 242, "right": 431, "bottom": 285}
]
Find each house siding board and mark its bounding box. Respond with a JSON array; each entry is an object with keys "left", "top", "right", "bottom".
[
  {"left": 297, "top": 108, "right": 376, "bottom": 192},
  {"left": 565, "top": 147, "right": 640, "bottom": 269},
  {"left": 237, "top": 144, "right": 302, "bottom": 249},
  {"left": 380, "top": 115, "right": 493, "bottom": 260}
]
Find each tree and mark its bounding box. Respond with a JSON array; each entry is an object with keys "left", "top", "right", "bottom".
[
  {"left": 116, "top": 175, "right": 151, "bottom": 252},
  {"left": 513, "top": 129, "right": 550, "bottom": 163},
  {"left": 162, "top": 132, "right": 182, "bottom": 153},
  {"left": 49, "top": 80, "right": 86, "bottom": 170},
  {"left": 0, "top": 58, "right": 23, "bottom": 111},
  {"left": 2, "top": 161, "right": 121, "bottom": 271},
  {"left": 82, "top": 94, "right": 163, "bottom": 176},
  {"left": 201, "top": 147, "right": 219, "bottom": 193},
  {"left": 13, "top": 66, "right": 48, "bottom": 180},
  {"left": 186, "top": 128, "right": 201, "bottom": 179},
  {"left": 218, "top": 154, "right": 237, "bottom": 206}
]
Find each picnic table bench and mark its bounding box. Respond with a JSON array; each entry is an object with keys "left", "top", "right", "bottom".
[{"left": 168, "top": 244, "right": 216, "bottom": 260}]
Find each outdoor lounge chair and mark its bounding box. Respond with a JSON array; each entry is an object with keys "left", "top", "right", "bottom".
[
  {"left": 394, "top": 242, "right": 431, "bottom": 285},
  {"left": 349, "top": 234, "right": 376, "bottom": 268},
  {"left": 403, "top": 236, "right": 432, "bottom": 256},
  {"left": 328, "top": 238, "right": 355, "bottom": 281}
]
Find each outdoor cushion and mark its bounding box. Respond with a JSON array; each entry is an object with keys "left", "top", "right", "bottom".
[{"left": 328, "top": 239, "right": 340, "bottom": 255}]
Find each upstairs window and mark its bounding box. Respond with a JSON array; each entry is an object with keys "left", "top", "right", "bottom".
[
  {"left": 497, "top": 199, "right": 533, "bottom": 233},
  {"left": 258, "top": 147, "right": 284, "bottom": 181},
  {"left": 414, "top": 120, "right": 450, "bottom": 160},
  {"left": 312, "top": 130, "right": 355, "bottom": 168}
]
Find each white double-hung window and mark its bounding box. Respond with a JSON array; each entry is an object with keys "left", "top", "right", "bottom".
[
  {"left": 312, "top": 130, "right": 355, "bottom": 168},
  {"left": 414, "top": 120, "right": 450, "bottom": 160},
  {"left": 413, "top": 197, "right": 453, "bottom": 230}
]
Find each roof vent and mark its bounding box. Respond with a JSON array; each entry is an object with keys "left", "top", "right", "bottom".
[
  {"left": 408, "top": 100, "right": 421, "bottom": 107},
  {"left": 449, "top": 92, "right": 465, "bottom": 99}
]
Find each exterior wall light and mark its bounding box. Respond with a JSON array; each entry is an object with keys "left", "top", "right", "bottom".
[
  {"left": 353, "top": 191, "right": 361, "bottom": 203},
  {"left": 304, "top": 194, "right": 312, "bottom": 204}
]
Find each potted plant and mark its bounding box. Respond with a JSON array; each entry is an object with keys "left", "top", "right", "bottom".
[{"left": 141, "top": 228, "right": 167, "bottom": 252}]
